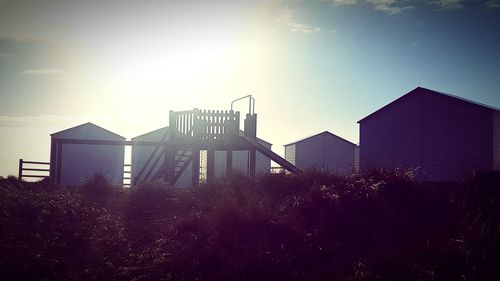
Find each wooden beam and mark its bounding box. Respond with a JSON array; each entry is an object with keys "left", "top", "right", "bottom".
[
  {"left": 192, "top": 147, "right": 200, "bottom": 187},
  {"left": 249, "top": 149, "right": 256, "bottom": 176}
]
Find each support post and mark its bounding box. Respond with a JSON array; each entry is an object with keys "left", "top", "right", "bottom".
[
  {"left": 49, "top": 139, "right": 57, "bottom": 183},
  {"left": 164, "top": 145, "right": 176, "bottom": 185},
  {"left": 244, "top": 113, "right": 257, "bottom": 138},
  {"left": 226, "top": 149, "right": 233, "bottom": 176},
  {"left": 192, "top": 147, "right": 200, "bottom": 187},
  {"left": 18, "top": 159, "right": 23, "bottom": 181},
  {"left": 244, "top": 113, "right": 257, "bottom": 176},
  {"left": 249, "top": 149, "right": 256, "bottom": 176}
]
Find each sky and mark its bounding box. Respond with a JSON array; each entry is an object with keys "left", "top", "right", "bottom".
[{"left": 1, "top": 0, "right": 500, "bottom": 177}]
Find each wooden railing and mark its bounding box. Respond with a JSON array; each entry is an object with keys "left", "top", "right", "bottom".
[
  {"left": 18, "top": 159, "right": 50, "bottom": 181},
  {"left": 123, "top": 164, "right": 131, "bottom": 187},
  {"left": 169, "top": 109, "right": 240, "bottom": 142}
]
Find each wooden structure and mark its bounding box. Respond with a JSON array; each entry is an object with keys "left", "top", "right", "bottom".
[
  {"left": 49, "top": 123, "right": 126, "bottom": 185},
  {"left": 133, "top": 108, "right": 300, "bottom": 186},
  {"left": 18, "top": 159, "right": 50, "bottom": 181},
  {"left": 284, "top": 131, "right": 358, "bottom": 174},
  {"left": 358, "top": 87, "right": 500, "bottom": 181},
  {"left": 22, "top": 102, "right": 299, "bottom": 186}
]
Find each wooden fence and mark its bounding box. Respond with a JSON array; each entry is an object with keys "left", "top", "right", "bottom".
[
  {"left": 169, "top": 109, "right": 240, "bottom": 142},
  {"left": 18, "top": 159, "right": 50, "bottom": 181}
]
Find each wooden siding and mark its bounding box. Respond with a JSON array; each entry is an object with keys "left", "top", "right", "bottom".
[
  {"left": 52, "top": 123, "right": 125, "bottom": 185},
  {"left": 131, "top": 127, "right": 168, "bottom": 185},
  {"left": 420, "top": 91, "right": 493, "bottom": 181},
  {"left": 324, "top": 135, "right": 357, "bottom": 174},
  {"left": 284, "top": 144, "right": 296, "bottom": 166},
  {"left": 60, "top": 144, "right": 124, "bottom": 185},
  {"left": 291, "top": 132, "right": 356, "bottom": 174},
  {"left": 354, "top": 146, "right": 360, "bottom": 173},
  {"left": 360, "top": 88, "right": 495, "bottom": 181},
  {"left": 360, "top": 91, "right": 422, "bottom": 172},
  {"left": 494, "top": 111, "right": 500, "bottom": 170}
]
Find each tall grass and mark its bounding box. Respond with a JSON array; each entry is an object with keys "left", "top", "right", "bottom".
[{"left": 0, "top": 170, "right": 499, "bottom": 280}]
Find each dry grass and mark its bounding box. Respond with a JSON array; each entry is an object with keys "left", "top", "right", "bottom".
[{"left": 0, "top": 171, "right": 499, "bottom": 280}]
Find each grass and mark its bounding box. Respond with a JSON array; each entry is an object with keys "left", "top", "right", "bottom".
[{"left": 0, "top": 170, "right": 499, "bottom": 281}]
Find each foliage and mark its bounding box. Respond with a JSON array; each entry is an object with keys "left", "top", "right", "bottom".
[{"left": 0, "top": 170, "right": 499, "bottom": 280}]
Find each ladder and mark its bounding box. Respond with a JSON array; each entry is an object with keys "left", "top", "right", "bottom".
[{"left": 153, "top": 148, "right": 194, "bottom": 184}]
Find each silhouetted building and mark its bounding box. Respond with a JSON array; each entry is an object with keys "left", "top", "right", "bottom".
[
  {"left": 131, "top": 127, "right": 272, "bottom": 187},
  {"left": 358, "top": 87, "right": 500, "bottom": 181},
  {"left": 50, "top": 122, "right": 125, "bottom": 185},
  {"left": 284, "top": 131, "right": 358, "bottom": 174}
]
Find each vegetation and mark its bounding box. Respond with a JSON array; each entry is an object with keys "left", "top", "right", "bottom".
[{"left": 0, "top": 171, "right": 499, "bottom": 281}]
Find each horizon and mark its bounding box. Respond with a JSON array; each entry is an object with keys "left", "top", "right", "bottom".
[{"left": 1, "top": 0, "right": 500, "bottom": 177}]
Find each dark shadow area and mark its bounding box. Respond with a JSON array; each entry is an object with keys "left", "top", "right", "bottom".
[{"left": 1, "top": 170, "right": 499, "bottom": 280}]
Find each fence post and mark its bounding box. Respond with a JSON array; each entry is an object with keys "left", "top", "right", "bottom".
[{"left": 18, "top": 159, "right": 23, "bottom": 181}]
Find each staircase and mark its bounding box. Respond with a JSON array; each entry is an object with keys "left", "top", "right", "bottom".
[{"left": 153, "top": 148, "right": 194, "bottom": 183}]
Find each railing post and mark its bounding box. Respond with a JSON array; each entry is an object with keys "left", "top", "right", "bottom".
[
  {"left": 169, "top": 110, "right": 176, "bottom": 142},
  {"left": 18, "top": 159, "right": 23, "bottom": 181}
]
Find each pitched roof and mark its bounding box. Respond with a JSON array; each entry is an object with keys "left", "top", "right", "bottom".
[
  {"left": 284, "top": 131, "right": 357, "bottom": 147},
  {"left": 131, "top": 126, "right": 169, "bottom": 140},
  {"left": 51, "top": 122, "right": 125, "bottom": 140},
  {"left": 358, "top": 87, "right": 500, "bottom": 123}
]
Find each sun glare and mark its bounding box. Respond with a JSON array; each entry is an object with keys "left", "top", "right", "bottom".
[{"left": 98, "top": 31, "right": 234, "bottom": 91}]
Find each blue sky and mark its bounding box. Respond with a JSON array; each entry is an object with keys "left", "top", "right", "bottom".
[{"left": 1, "top": 0, "right": 499, "bottom": 177}]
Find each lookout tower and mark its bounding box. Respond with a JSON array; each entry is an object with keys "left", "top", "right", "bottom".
[{"left": 133, "top": 96, "right": 299, "bottom": 186}]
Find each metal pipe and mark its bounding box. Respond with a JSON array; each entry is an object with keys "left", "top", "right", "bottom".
[{"left": 230, "top": 95, "right": 255, "bottom": 115}]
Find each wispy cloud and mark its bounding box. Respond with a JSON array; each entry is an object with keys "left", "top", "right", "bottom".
[
  {"left": 323, "top": 0, "right": 414, "bottom": 15},
  {"left": 485, "top": 0, "right": 500, "bottom": 8},
  {"left": 276, "top": 7, "right": 321, "bottom": 33},
  {"left": 368, "top": 0, "right": 414, "bottom": 14},
  {"left": 20, "top": 68, "right": 67, "bottom": 76},
  {"left": 0, "top": 115, "right": 86, "bottom": 128},
  {"left": 327, "top": 0, "right": 358, "bottom": 5},
  {"left": 20, "top": 68, "right": 70, "bottom": 81},
  {"left": 430, "top": 0, "right": 465, "bottom": 9},
  {"left": 290, "top": 23, "right": 321, "bottom": 33}
]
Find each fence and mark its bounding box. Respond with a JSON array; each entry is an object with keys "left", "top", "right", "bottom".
[
  {"left": 169, "top": 109, "right": 240, "bottom": 142},
  {"left": 18, "top": 159, "right": 50, "bottom": 181}
]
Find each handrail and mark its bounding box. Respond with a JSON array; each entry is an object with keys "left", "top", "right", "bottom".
[{"left": 230, "top": 95, "right": 255, "bottom": 115}]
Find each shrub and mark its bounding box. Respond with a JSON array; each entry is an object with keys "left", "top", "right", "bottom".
[{"left": 2, "top": 169, "right": 498, "bottom": 280}]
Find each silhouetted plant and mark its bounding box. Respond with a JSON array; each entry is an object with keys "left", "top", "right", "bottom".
[{"left": 2, "top": 169, "right": 499, "bottom": 280}]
